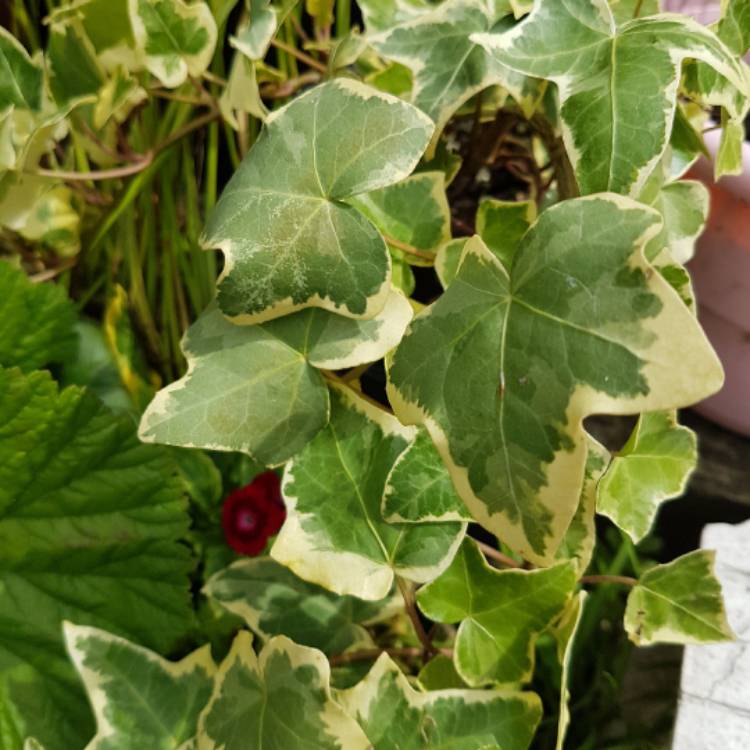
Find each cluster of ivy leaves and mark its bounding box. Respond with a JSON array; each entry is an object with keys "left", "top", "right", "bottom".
[{"left": 2, "top": 0, "right": 750, "bottom": 748}]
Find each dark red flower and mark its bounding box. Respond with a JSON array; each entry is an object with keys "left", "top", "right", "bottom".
[{"left": 221, "top": 471, "right": 286, "bottom": 555}]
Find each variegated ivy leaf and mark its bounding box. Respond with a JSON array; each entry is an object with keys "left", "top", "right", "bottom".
[
  {"left": 473, "top": 0, "right": 749, "bottom": 196},
  {"left": 625, "top": 550, "right": 734, "bottom": 645},
  {"left": 204, "top": 557, "right": 394, "bottom": 655},
  {"left": 388, "top": 196, "right": 723, "bottom": 564},
  {"left": 370, "top": 0, "right": 546, "bottom": 151},
  {"left": 129, "top": 0, "right": 218, "bottom": 88},
  {"left": 417, "top": 654, "right": 467, "bottom": 690},
  {"left": 553, "top": 438, "right": 609, "bottom": 574},
  {"left": 0, "top": 262, "right": 76, "bottom": 372},
  {"left": 272, "top": 384, "right": 466, "bottom": 600},
  {"left": 197, "top": 631, "right": 370, "bottom": 750},
  {"left": 645, "top": 178, "right": 709, "bottom": 266},
  {"left": 383, "top": 428, "right": 473, "bottom": 523},
  {"left": 357, "top": 0, "right": 431, "bottom": 32},
  {"left": 46, "top": 13, "right": 105, "bottom": 107},
  {"left": 551, "top": 592, "right": 586, "bottom": 750},
  {"left": 597, "top": 411, "right": 697, "bottom": 542},
  {"left": 78, "top": 0, "right": 140, "bottom": 71},
  {"left": 139, "top": 293, "right": 412, "bottom": 466},
  {"left": 220, "top": 51, "right": 267, "bottom": 127},
  {"left": 608, "top": 0, "right": 659, "bottom": 23},
  {"left": 0, "top": 367, "right": 193, "bottom": 750},
  {"left": 337, "top": 652, "right": 542, "bottom": 750},
  {"left": 682, "top": 0, "right": 750, "bottom": 178},
  {"left": 0, "top": 27, "right": 43, "bottom": 112},
  {"left": 435, "top": 197, "right": 535, "bottom": 289},
  {"left": 231, "top": 0, "right": 277, "bottom": 59},
  {"left": 203, "top": 79, "right": 433, "bottom": 324},
  {"left": 349, "top": 171, "right": 451, "bottom": 267},
  {"left": 64, "top": 623, "right": 215, "bottom": 750},
  {"left": 434, "top": 237, "right": 469, "bottom": 289},
  {"left": 417, "top": 539, "right": 578, "bottom": 686},
  {"left": 476, "top": 197, "right": 536, "bottom": 269}
]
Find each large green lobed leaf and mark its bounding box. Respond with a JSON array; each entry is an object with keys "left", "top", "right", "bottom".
[
  {"left": 388, "top": 195, "right": 722, "bottom": 563},
  {"left": 473, "top": 0, "right": 749, "bottom": 195},
  {"left": 272, "top": 384, "right": 465, "bottom": 600},
  {"left": 417, "top": 539, "right": 578, "bottom": 686},
  {"left": 203, "top": 79, "right": 433, "bottom": 324},
  {"left": 64, "top": 623, "right": 215, "bottom": 750},
  {"left": 197, "top": 631, "right": 370, "bottom": 749},
  {"left": 139, "top": 293, "right": 412, "bottom": 466},
  {"left": 337, "top": 652, "right": 542, "bottom": 750},
  {"left": 0, "top": 367, "right": 193, "bottom": 750}
]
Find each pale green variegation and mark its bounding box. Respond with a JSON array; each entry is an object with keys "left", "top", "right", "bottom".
[
  {"left": 129, "top": 0, "right": 217, "bottom": 87},
  {"left": 357, "top": 0, "right": 431, "bottom": 32},
  {"left": 0, "top": 262, "right": 77, "bottom": 372},
  {"left": 203, "top": 79, "right": 433, "bottom": 323},
  {"left": 625, "top": 550, "right": 734, "bottom": 645},
  {"left": 434, "top": 237, "right": 469, "bottom": 289},
  {"left": 272, "top": 385, "right": 465, "bottom": 600},
  {"left": 0, "top": 29, "right": 43, "bottom": 112},
  {"left": 645, "top": 179, "right": 709, "bottom": 265},
  {"left": 554, "top": 438, "right": 609, "bottom": 574},
  {"left": 383, "top": 428, "right": 472, "bottom": 523},
  {"left": 388, "top": 196, "right": 723, "bottom": 563},
  {"left": 476, "top": 197, "right": 536, "bottom": 269},
  {"left": 197, "top": 632, "right": 370, "bottom": 750},
  {"left": 204, "top": 557, "right": 394, "bottom": 655},
  {"left": 682, "top": 0, "right": 750, "bottom": 177},
  {"left": 46, "top": 15, "right": 105, "bottom": 106},
  {"left": 231, "top": 0, "right": 278, "bottom": 60},
  {"left": 64, "top": 623, "right": 215, "bottom": 750},
  {"left": 435, "top": 197, "right": 535, "bottom": 289},
  {"left": 597, "top": 411, "right": 697, "bottom": 542},
  {"left": 337, "top": 653, "right": 542, "bottom": 750},
  {"left": 220, "top": 51, "right": 267, "bottom": 127},
  {"left": 551, "top": 592, "right": 586, "bottom": 750},
  {"left": 473, "top": 0, "right": 749, "bottom": 195},
  {"left": 139, "top": 293, "right": 411, "bottom": 465},
  {"left": 370, "top": 0, "right": 546, "bottom": 150},
  {"left": 349, "top": 171, "right": 451, "bottom": 266},
  {"left": 0, "top": 367, "right": 192, "bottom": 750},
  {"left": 417, "top": 539, "right": 578, "bottom": 686}
]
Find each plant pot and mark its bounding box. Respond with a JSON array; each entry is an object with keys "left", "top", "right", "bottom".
[
  {"left": 687, "top": 130, "right": 750, "bottom": 436},
  {"left": 661, "top": 0, "right": 721, "bottom": 24}
]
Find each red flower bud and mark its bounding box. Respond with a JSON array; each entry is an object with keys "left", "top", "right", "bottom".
[{"left": 221, "top": 471, "right": 286, "bottom": 555}]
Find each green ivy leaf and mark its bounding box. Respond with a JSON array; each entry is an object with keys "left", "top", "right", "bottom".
[
  {"left": 473, "top": 0, "right": 748, "bottom": 195},
  {"left": 476, "top": 197, "right": 536, "bottom": 270},
  {"left": 272, "top": 384, "right": 466, "bottom": 600},
  {"left": 0, "top": 28, "right": 43, "bottom": 112},
  {"left": 417, "top": 653, "right": 467, "bottom": 690},
  {"left": 553, "top": 438, "right": 609, "bottom": 574},
  {"left": 46, "top": 14, "right": 105, "bottom": 107},
  {"left": 204, "top": 557, "right": 394, "bottom": 655},
  {"left": 64, "top": 623, "right": 215, "bottom": 750},
  {"left": 597, "top": 411, "right": 696, "bottom": 543},
  {"left": 0, "top": 367, "right": 193, "bottom": 750},
  {"left": 349, "top": 171, "right": 451, "bottom": 266},
  {"left": 625, "top": 550, "right": 735, "bottom": 645},
  {"left": 139, "top": 293, "right": 411, "bottom": 465},
  {"left": 78, "top": 0, "right": 139, "bottom": 70},
  {"left": 645, "top": 178, "right": 709, "bottom": 265},
  {"left": 417, "top": 539, "right": 577, "bottom": 686},
  {"left": 231, "top": 0, "right": 277, "bottom": 59},
  {"left": 682, "top": 0, "right": 750, "bottom": 178},
  {"left": 388, "top": 196, "right": 723, "bottom": 563},
  {"left": 0, "top": 262, "right": 76, "bottom": 372},
  {"left": 197, "top": 631, "right": 370, "bottom": 749},
  {"left": 337, "top": 652, "right": 542, "bottom": 750},
  {"left": 550, "top": 592, "right": 586, "bottom": 750},
  {"left": 130, "top": 0, "right": 218, "bottom": 87},
  {"left": 357, "top": 0, "right": 431, "bottom": 33},
  {"left": 383, "top": 428, "right": 472, "bottom": 523},
  {"left": 370, "top": 0, "right": 546, "bottom": 149},
  {"left": 434, "top": 237, "right": 469, "bottom": 289},
  {"left": 203, "top": 79, "right": 433, "bottom": 323}
]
